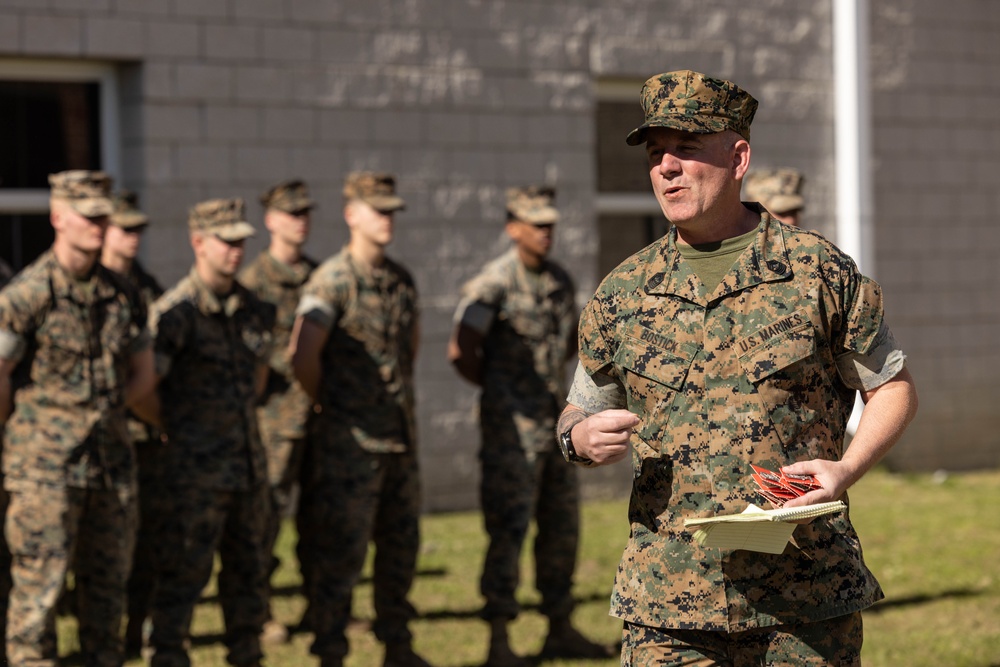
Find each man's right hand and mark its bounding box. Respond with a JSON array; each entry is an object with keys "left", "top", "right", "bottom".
[{"left": 571, "top": 409, "right": 639, "bottom": 466}]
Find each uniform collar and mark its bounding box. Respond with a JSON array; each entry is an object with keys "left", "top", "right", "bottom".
[
  {"left": 259, "top": 250, "right": 313, "bottom": 286},
  {"left": 187, "top": 266, "right": 245, "bottom": 317},
  {"left": 342, "top": 246, "right": 390, "bottom": 286},
  {"left": 47, "top": 250, "right": 119, "bottom": 305},
  {"left": 128, "top": 259, "right": 154, "bottom": 284},
  {"left": 643, "top": 205, "right": 792, "bottom": 305},
  {"left": 507, "top": 247, "right": 562, "bottom": 297}
]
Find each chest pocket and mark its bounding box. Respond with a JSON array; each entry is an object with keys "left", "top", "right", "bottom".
[
  {"left": 614, "top": 335, "right": 694, "bottom": 453},
  {"left": 737, "top": 321, "right": 834, "bottom": 446},
  {"left": 35, "top": 316, "right": 92, "bottom": 401}
]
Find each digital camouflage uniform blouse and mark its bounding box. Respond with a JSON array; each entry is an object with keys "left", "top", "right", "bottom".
[
  {"left": 149, "top": 269, "right": 274, "bottom": 490},
  {"left": 571, "top": 210, "right": 905, "bottom": 632},
  {"left": 460, "top": 248, "right": 576, "bottom": 453},
  {"left": 296, "top": 247, "right": 418, "bottom": 453},
  {"left": 239, "top": 252, "right": 317, "bottom": 458},
  {"left": 0, "top": 250, "right": 149, "bottom": 489}
]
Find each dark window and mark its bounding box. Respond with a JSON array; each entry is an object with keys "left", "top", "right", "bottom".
[
  {"left": 595, "top": 98, "right": 664, "bottom": 276},
  {"left": 596, "top": 100, "right": 648, "bottom": 194},
  {"left": 0, "top": 213, "right": 53, "bottom": 273},
  {"left": 0, "top": 80, "right": 101, "bottom": 272}
]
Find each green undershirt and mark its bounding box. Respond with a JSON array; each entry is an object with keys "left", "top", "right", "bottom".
[{"left": 676, "top": 227, "right": 758, "bottom": 294}]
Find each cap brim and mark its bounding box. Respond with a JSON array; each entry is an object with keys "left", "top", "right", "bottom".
[
  {"left": 68, "top": 198, "right": 114, "bottom": 218},
  {"left": 365, "top": 195, "right": 406, "bottom": 213},
  {"left": 510, "top": 206, "right": 559, "bottom": 225},
  {"left": 214, "top": 221, "right": 256, "bottom": 241},
  {"left": 111, "top": 212, "right": 150, "bottom": 228},
  {"left": 273, "top": 198, "right": 316, "bottom": 213},
  {"left": 766, "top": 194, "right": 804, "bottom": 214},
  {"left": 625, "top": 116, "right": 729, "bottom": 146}
]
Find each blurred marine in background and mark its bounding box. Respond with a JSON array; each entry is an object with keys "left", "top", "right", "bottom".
[
  {"left": 99, "top": 190, "right": 167, "bottom": 657},
  {"left": 291, "top": 172, "right": 428, "bottom": 667},
  {"left": 239, "top": 179, "right": 319, "bottom": 644},
  {"left": 449, "top": 186, "right": 612, "bottom": 666},
  {"left": 136, "top": 198, "right": 275, "bottom": 667},
  {"left": 744, "top": 168, "right": 805, "bottom": 227},
  {"left": 0, "top": 170, "right": 154, "bottom": 666}
]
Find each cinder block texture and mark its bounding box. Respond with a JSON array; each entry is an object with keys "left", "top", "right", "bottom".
[{"left": 0, "top": 0, "right": 989, "bottom": 512}]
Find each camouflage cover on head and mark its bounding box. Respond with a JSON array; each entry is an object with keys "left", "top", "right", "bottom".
[
  {"left": 260, "top": 178, "right": 315, "bottom": 213},
  {"left": 48, "top": 170, "right": 114, "bottom": 217},
  {"left": 188, "top": 197, "right": 256, "bottom": 241},
  {"left": 342, "top": 171, "right": 405, "bottom": 212},
  {"left": 110, "top": 190, "right": 149, "bottom": 229},
  {"left": 505, "top": 185, "right": 559, "bottom": 225},
  {"left": 744, "top": 168, "right": 805, "bottom": 214},
  {"left": 625, "top": 70, "right": 759, "bottom": 145}
]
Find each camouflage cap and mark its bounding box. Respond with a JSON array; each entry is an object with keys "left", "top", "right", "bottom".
[
  {"left": 744, "top": 168, "right": 805, "bottom": 214},
  {"left": 48, "top": 170, "right": 114, "bottom": 217},
  {"left": 260, "top": 178, "right": 315, "bottom": 213},
  {"left": 343, "top": 171, "right": 405, "bottom": 212},
  {"left": 110, "top": 190, "right": 150, "bottom": 229},
  {"left": 188, "top": 198, "right": 256, "bottom": 241},
  {"left": 506, "top": 185, "right": 559, "bottom": 225},
  {"left": 625, "top": 70, "right": 759, "bottom": 146}
]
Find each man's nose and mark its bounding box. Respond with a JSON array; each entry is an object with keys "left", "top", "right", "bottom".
[{"left": 657, "top": 151, "right": 681, "bottom": 176}]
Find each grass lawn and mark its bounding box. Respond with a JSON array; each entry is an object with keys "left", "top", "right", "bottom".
[{"left": 57, "top": 468, "right": 1000, "bottom": 666}]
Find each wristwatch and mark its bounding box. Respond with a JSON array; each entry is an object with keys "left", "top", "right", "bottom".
[{"left": 559, "top": 427, "right": 592, "bottom": 464}]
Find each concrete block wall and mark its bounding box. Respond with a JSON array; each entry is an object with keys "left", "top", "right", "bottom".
[
  {"left": 872, "top": 0, "right": 1000, "bottom": 471},
  {"left": 6, "top": 0, "right": 974, "bottom": 509}
]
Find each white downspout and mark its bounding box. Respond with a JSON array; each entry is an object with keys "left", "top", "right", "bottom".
[{"left": 834, "top": 0, "right": 873, "bottom": 435}]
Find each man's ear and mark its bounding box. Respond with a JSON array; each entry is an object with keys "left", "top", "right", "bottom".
[
  {"left": 190, "top": 230, "right": 203, "bottom": 255},
  {"left": 343, "top": 201, "right": 357, "bottom": 231},
  {"left": 505, "top": 220, "right": 521, "bottom": 242},
  {"left": 732, "top": 138, "right": 752, "bottom": 180},
  {"left": 49, "top": 200, "right": 65, "bottom": 232}
]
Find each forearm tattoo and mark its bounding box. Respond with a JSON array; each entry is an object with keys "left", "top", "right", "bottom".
[{"left": 556, "top": 406, "right": 589, "bottom": 438}]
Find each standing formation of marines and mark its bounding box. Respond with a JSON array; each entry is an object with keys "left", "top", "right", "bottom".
[{"left": 0, "top": 67, "right": 915, "bottom": 667}]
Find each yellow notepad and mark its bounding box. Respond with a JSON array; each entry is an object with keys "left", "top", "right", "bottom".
[{"left": 684, "top": 501, "right": 846, "bottom": 554}]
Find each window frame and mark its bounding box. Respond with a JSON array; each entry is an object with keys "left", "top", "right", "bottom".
[
  {"left": 594, "top": 78, "right": 661, "bottom": 218},
  {"left": 0, "top": 58, "right": 121, "bottom": 214}
]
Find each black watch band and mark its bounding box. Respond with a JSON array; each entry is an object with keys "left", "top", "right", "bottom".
[{"left": 559, "top": 428, "right": 592, "bottom": 464}]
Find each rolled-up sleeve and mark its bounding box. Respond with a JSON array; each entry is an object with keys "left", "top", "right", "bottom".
[
  {"left": 149, "top": 305, "right": 188, "bottom": 379},
  {"left": 834, "top": 274, "right": 906, "bottom": 391},
  {"left": 566, "top": 362, "right": 626, "bottom": 413},
  {"left": 0, "top": 285, "right": 36, "bottom": 363},
  {"left": 836, "top": 321, "right": 907, "bottom": 391},
  {"left": 0, "top": 329, "right": 25, "bottom": 362}
]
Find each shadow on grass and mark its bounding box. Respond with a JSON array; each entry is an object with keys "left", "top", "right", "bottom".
[
  {"left": 415, "top": 589, "right": 612, "bottom": 622},
  {"left": 197, "top": 566, "right": 449, "bottom": 604},
  {"left": 864, "top": 587, "right": 983, "bottom": 614},
  {"left": 55, "top": 586, "right": 612, "bottom": 663}
]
